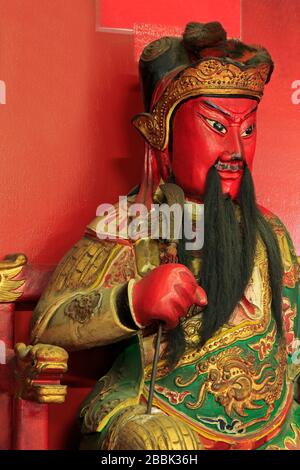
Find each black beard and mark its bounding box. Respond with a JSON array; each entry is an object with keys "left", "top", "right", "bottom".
[{"left": 166, "top": 165, "right": 283, "bottom": 368}]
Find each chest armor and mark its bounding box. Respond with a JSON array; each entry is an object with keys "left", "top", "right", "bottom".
[{"left": 142, "top": 236, "right": 291, "bottom": 439}]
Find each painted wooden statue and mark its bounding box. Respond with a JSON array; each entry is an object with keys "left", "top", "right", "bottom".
[{"left": 30, "top": 22, "right": 300, "bottom": 450}]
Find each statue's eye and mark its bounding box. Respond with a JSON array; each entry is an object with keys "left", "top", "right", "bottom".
[
  {"left": 205, "top": 118, "right": 227, "bottom": 134},
  {"left": 241, "top": 124, "right": 255, "bottom": 137}
]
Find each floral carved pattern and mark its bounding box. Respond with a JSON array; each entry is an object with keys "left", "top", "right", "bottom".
[{"left": 173, "top": 343, "right": 287, "bottom": 431}]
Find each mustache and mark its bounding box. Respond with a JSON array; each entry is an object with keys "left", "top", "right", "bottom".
[
  {"left": 214, "top": 156, "right": 244, "bottom": 172},
  {"left": 214, "top": 161, "right": 244, "bottom": 172}
]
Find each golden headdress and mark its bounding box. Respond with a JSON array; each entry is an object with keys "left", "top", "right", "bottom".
[{"left": 133, "top": 22, "right": 273, "bottom": 150}]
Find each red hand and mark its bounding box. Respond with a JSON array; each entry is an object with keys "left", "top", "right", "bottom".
[{"left": 132, "top": 264, "right": 207, "bottom": 329}]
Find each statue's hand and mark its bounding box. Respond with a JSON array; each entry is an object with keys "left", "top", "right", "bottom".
[{"left": 131, "top": 264, "right": 207, "bottom": 329}]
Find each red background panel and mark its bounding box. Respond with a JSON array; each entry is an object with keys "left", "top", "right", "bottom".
[
  {"left": 0, "top": 0, "right": 300, "bottom": 452},
  {"left": 0, "top": 0, "right": 144, "bottom": 265},
  {"left": 0, "top": 0, "right": 241, "bottom": 265},
  {"left": 0, "top": 0, "right": 299, "bottom": 269},
  {"left": 98, "top": 0, "right": 241, "bottom": 36},
  {"left": 242, "top": 0, "right": 300, "bottom": 250}
]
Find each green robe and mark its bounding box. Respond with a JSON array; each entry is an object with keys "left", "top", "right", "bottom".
[
  {"left": 30, "top": 199, "right": 300, "bottom": 450},
  {"left": 79, "top": 208, "right": 300, "bottom": 450}
]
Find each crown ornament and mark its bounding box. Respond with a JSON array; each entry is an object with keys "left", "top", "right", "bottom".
[{"left": 133, "top": 58, "right": 271, "bottom": 151}]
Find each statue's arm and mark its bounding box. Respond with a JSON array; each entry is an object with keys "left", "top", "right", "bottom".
[
  {"left": 30, "top": 235, "right": 139, "bottom": 350},
  {"left": 277, "top": 222, "right": 300, "bottom": 343},
  {"left": 269, "top": 212, "right": 300, "bottom": 382},
  {"left": 260, "top": 207, "right": 300, "bottom": 341}
]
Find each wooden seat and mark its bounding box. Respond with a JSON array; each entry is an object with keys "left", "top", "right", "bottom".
[{"left": 0, "top": 254, "right": 122, "bottom": 450}]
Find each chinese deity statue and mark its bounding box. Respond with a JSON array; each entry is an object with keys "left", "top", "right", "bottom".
[{"left": 30, "top": 22, "right": 300, "bottom": 450}]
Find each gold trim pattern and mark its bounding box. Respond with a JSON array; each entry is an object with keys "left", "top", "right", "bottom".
[
  {"left": 265, "top": 423, "right": 300, "bottom": 450},
  {"left": 132, "top": 59, "right": 270, "bottom": 150},
  {"left": 0, "top": 253, "right": 27, "bottom": 302},
  {"left": 30, "top": 241, "right": 130, "bottom": 342},
  {"left": 146, "top": 385, "right": 293, "bottom": 447},
  {"left": 249, "top": 323, "right": 276, "bottom": 360},
  {"left": 100, "top": 404, "right": 203, "bottom": 450},
  {"left": 64, "top": 291, "right": 102, "bottom": 323},
  {"left": 134, "top": 238, "right": 160, "bottom": 277},
  {"left": 44, "top": 238, "right": 115, "bottom": 293},
  {"left": 145, "top": 236, "right": 272, "bottom": 378},
  {"left": 174, "top": 341, "right": 287, "bottom": 431},
  {"left": 92, "top": 333, "right": 145, "bottom": 433},
  {"left": 14, "top": 342, "right": 68, "bottom": 403}
]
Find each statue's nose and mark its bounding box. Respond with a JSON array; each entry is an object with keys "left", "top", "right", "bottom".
[
  {"left": 220, "top": 127, "right": 244, "bottom": 162},
  {"left": 220, "top": 151, "right": 243, "bottom": 162}
]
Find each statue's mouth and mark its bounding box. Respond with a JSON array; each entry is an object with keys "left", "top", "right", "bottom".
[{"left": 214, "top": 161, "right": 244, "bottom": 172}]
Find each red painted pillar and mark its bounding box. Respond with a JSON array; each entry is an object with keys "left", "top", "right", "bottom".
[
  {"left": 12, "top": 399, "right": 48, "bottom": 450},
  {"left": 0, "top": 303, "right": 14, "bottom": 450},
  {"left": 0, "top": 301, "right": 49, "bottom": 450}
]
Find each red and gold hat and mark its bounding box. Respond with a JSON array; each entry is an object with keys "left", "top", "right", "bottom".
[{"left": 133, "top": 22, "right": 273, "bottom": 151}]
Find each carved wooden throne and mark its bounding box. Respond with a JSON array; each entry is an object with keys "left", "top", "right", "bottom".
[
  {"left": 0, "top": 254, "right": 121, "bottom": 450},
  {"left": 1, "top": 253, "right": 300, "bottom": 450}
]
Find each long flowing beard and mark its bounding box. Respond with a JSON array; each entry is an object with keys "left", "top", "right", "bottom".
[{"left": 166, "top": 165, "right": 283, "bottom": 368}]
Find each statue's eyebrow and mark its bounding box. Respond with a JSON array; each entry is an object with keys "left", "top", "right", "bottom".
[
  {"left": 201, "top": 100, "right": 231, "bottom": 117},
  {"left": 201, "top": 100, "right": 258, "bottom": 119},
  {"left": 244, "top": 105, "right": 258, "bottom": 118}
]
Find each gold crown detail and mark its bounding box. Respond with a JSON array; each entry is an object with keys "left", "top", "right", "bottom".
[{"left": 132, "top": 58, "right": 270, "bottom": 150}]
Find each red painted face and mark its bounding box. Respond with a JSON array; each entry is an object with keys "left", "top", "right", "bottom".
[{"left": 171, "top": 96, "right": 258, "bottom": 200}]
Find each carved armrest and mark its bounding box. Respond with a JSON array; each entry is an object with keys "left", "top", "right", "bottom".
[
  {"left": 14, "top": 342, "right": 68, "bottom": 404},
  {"left": 0, "top": 253, "right": 27, "bottom": 302}
]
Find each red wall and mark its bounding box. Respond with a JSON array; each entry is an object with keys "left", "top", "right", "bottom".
[
  {"left": 98, "top": 0, "right": 240, "bottom": 32},
  {"left": 0, "top": 0, "right": 143, "bottom": 265},
  {"left": 1, "top": 0, "right": 299, "bottom": 267},
  {"left": 242, "top": 0, "right": 300, "bottom": 251}
]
